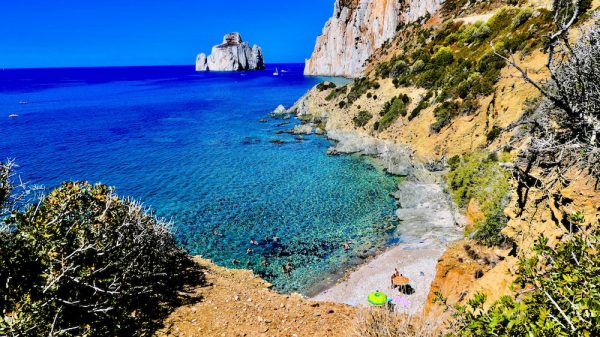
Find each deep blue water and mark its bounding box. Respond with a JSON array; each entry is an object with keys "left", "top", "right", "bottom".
[{"left": 0, "top": 64, "right": 400, "bottom": 294}]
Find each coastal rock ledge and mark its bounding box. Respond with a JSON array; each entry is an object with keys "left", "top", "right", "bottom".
[{"left": 196, "top": 33, "right": 265, "bottom": 72}]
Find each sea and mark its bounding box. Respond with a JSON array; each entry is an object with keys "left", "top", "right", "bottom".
[{"left": 0, "top": 64, "right": 401, "bottom": 294}]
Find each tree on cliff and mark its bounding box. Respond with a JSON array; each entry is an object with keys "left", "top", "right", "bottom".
[{"left": 0, "top": 162, "right": 203, "bottom": 336}]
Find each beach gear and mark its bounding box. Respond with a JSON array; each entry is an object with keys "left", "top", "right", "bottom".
[
  {"left": 392, "top": 296, "right": 412, "bottom": 309},
  {"left": 392, "top": 275, "right": 410, "bottom": 286},
  {"left": 368, "top": 291, "right": 388, "bottom": 306}
]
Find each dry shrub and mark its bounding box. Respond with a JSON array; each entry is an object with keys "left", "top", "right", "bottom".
[{"left": 351, "top": 308, "right": 445, "bottom": 337}]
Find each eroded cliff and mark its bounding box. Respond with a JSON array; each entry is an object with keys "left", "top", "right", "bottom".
[{"left": 304, "top": 0, "right": 442, "bottom": 78}]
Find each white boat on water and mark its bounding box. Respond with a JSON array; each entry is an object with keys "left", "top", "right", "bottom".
[
  {"left": 8, "top": 114, "right": 18, "bottom": 118},
  {"left": 19, "top": 101, "right": 28, "bottom": 105},
  {"left": 273, "top": 68, "right": 279, "bottom": 76},
  {"left": 281, "top": 69, "right": 288, "bottom": 73}
]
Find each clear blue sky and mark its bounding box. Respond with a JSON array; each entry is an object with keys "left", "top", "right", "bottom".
[{"left": 0, "top": 0, "right": 334, "bottom": 69}]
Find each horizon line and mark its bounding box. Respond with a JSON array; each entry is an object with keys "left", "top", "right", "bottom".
[{"left": 0, "top": 62, "right": 307, "bottom": 71}]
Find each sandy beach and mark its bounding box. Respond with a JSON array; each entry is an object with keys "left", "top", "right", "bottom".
[
  {"left": 312, "top": 177, "right": 464, "bottom": 315},
  {"left": 313, "top": 241, "right": 445, "bottom": 315}
]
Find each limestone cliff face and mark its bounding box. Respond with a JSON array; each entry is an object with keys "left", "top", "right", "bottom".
[
  {"left": 304, "top": 0, "right": 442, "bottom": 78},
  {"left": 196, "top": 33, "right": 265, "bottom": 72}
]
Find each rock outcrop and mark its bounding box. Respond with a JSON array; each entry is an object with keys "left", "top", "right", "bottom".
[
  {"left": 196, "top": 33, "right": 265, "bottom": 72},
  {"left": 304, "top": 0, "right": 442, "bottom": 78}
]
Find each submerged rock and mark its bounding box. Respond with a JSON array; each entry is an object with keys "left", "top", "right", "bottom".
[
  {"left": 292, "top": 124, "right": 315, "bottom": 135},
  {"left": 196, "top": 33, "right": 265, "bottom": 72}
]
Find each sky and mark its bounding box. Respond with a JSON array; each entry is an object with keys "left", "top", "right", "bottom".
[{"left": 0, "top": 0, "right": 334, "bottom": 69}]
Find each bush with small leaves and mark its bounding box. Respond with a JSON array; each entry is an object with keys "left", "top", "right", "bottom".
[
  {"left": 447, "top": 152, "right": 511, "bottom": 246},
  {"left": 0, "top": 163, "right": 202, "bottom": 337},
  {"left": 432, "top": 47, "right": 455, "bottom": 66},
  {"left": 431, "top": 101, "right": 459, "bottom": 133},
  {"left": 377, "top": 95, "right": 410, "bottom": 131},
  {"left": 316, "top": 81, "right": 337, "bottom": 91},
  {"left": 353, "top": 110, "right": 373, "bottom": 127},
  {"left": 448, "top": 220, "right": 600, "bottom": 336}
]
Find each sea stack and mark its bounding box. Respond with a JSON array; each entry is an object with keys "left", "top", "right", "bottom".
[{"left": 196, "top": 33, "right": 265, "bottom": 72}]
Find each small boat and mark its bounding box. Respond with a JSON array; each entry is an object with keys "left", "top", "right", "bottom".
[
  {"left": 273, "top": 68, "right": 279, "bottom": 76},
  {"left": 8, "top": 114, "right": 18, "bottom": 118},
  {"left": 281, "top": 69, "right": 288, "bottom": 73},
  {"left": 19, "top": 101, "right": 28, "bottom": 105}
]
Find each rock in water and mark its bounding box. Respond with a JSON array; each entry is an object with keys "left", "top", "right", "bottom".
[
  {"left": 196, "top": 33, "right": 265, "bottom": 72},
  {"left": 196, "top": 53, "right": 208, "bottom": 71},
  {"left": 304, "top": 0, "right": 442, "bottom": 78}
]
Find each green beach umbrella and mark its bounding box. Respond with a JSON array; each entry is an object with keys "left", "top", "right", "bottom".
[{"left": 368, "top": 291, "right": 388, "bottom": 306}]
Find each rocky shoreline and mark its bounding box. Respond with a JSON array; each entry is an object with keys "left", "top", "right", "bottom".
[{"left": 273, "top": 91, "right": 464, "bottom": 313}]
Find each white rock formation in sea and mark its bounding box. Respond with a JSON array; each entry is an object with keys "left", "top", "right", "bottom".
[
  {"left": 271, "top": 105, "right": 287, "bottom": 115},
  {"left": 304, "top": 0, "right": 442, "bottom": 78},
  {"left": 196, "top": 33, "right": 265, "bottom": 72}
]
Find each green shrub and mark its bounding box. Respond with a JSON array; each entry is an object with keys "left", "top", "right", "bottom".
[
  {"left": 0, "top": 163, "right": 201, "bottom": 336},
  {"left": 346, "top": 78, "right": 378, "bottom": 104},
  {"left": 377, "top": 95, "right": 410, "bottom": 131},
  {"left": 447, "top": 152, "right": 511, "bottom": 246},
  {"left": 449, "top": 220, "right": 600, "bottom": 336},
  {"left": 416, "top": 67, "right": 445, "bottom": 88},
  {"left": 470, "top": 24, "right": 492, "bottom": 43},
  {"left": 390, "top": 60, "right": 408, "bottom": 78},
  {"left": 408, "top": 91, "right": 433, "bottom": 121},
  {"left": 432, "top": 47, "right": 455, "bottom": 66},
  {"left": 486, "top": 125, "right": 502, "bottom": 143},
  {"left": 353, "top": 110, "right": 373, "bottom": 127},
  {"left": 316, "top": 81, "right": 337, "bottom": 91},
  {"left": 511, "top": 9, "right": 532, "bottom": 29},
  {"left": 410, "top": 59, "right": 425, "bottom": 74},
  {"left": 325, "top": 86, "right": 347, "bottom": 101},
  {"left": 431, "top": 101, "right": 459, "bottom": 133},
  {"left": 459, "top": 98, "right": 480, "bottom": 115}
]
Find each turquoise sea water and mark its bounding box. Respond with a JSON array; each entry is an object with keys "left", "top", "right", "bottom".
[{"left": 0, "top": 64, "right": 400, "bottom": 294}]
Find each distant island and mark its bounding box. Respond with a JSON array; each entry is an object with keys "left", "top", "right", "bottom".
[{"left": 196, "top": 32, "right": 265, "bottom": 72}]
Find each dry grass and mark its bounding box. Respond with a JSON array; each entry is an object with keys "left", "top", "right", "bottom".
[{"left": 351, "top": 308, "right": 445, "bottom": 337}]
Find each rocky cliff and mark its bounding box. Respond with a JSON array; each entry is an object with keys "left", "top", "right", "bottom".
[
  {"left": 304, "top": 0, "right": 442, "bottom": 78},
  {"left": 196, "top": 33, "right": 265, "bottom": 72}
]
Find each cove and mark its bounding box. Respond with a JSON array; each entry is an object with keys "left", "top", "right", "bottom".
[{"left": 0, "top": 64, "right": 400, "bottom": 294}]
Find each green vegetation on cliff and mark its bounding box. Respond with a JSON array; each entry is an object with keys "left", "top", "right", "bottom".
[
  {"left": 375, "top": 6, "right": 553, "bottom": 133},
  {"left": 447, "top": 151, "right": 511, "bottom": 246},
  {"left": 376, "top": 94, "right": 410, "bottom": 131},
  {"left": 443, "top": 216, "right": 600, "bottom": 336}
]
